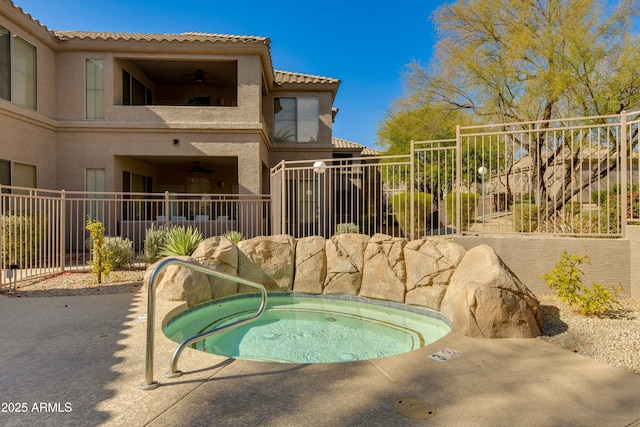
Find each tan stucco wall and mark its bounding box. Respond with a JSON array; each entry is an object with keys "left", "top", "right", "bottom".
[
  {"left": 268, "top": 146, "right": 336, "bottom": 166},
  {"left": 627, "top": 225, "right": 640, "bottom": 299},
  {"left": 0, "top": 108, "right": 57, "bottom": 188},
  {"left": 55, "top": 130, "right": 264, "bottom": 194},
  {"left": 452, "top": 235, "right": 633, "bottom": 297}
]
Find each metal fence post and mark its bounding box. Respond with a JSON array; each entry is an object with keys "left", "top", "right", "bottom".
[
  {"left": 60, "top": 190, "right": 66, "bottom": 273},
  {"left": 621, "top": 110, "right": 628, "bottom": 237},
  {"left": 456, "top": 125, "right": 462, "bottom": 235},
  {"left": 281, "top": 161, "right": 286, "bottom": 235},
  {"left": 0, "top": 184, "right": 3, "bottom": 285},
  {"left": 410, "top": 140, "right": 415, "bottom": 241},
  {"left": 164, "top": 191, "right": 170, "bottom": 225}
]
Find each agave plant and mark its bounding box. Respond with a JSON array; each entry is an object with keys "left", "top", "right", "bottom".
[
  {"left": 223, "top": 230, "right": 243, "bottom": 244},
  {"left": 160, "top": 226, "right": 203, "bottom": 257}
]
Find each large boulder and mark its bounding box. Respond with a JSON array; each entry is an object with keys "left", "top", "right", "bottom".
[
  {"left": 237, "top": 235, "right": 296, "bottom": 292},
  {"left": 405, "top": 285, "right": 448, "bottom": 311},
  {"left": 360, "top": 234, "right": 406, "bottom": 302},
  {"left": 324, "top": 233, "right": 370, "bottom": 295},
  {"left": 440, "top": 245, "right": 542, "bottom": 338},
  {"left": 144, "top": 256, "right": 212, "bottom": 307},
  {"left": 192, "top": 236, "right": 239, "bottom": 299},
  {"left": 404, "top": 238, "right": 466, "bottom": 310},
  {"left": 404, "top": 238, "right": 466, "bottom": 290},
  {"left": 293, "top": 236, "right": 326, "bottom": 294}
]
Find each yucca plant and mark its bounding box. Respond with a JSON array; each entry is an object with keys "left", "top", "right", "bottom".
[{"left": 160, "top": 226, "right": 203, "bottom": 257}]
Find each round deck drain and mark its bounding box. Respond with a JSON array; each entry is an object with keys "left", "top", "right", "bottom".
[{"left": 393, "top": 397, "right": 437, "bottom": 419}]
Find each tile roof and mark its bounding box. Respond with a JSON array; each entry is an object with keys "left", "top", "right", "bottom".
[
  {"left": 275, "top": 70, "right": 340, "bottom": 85},
  {"left": 332, "top": 137, "right": 381, "bottom": 156},
  {"left": 7, "top": 0, "right": 56, "bottom": 37},
  {"left": 53, "top": 33, "right": 341, "bottom": 86},
  {"left": 53, "top": 31, "right": 270, "bottom": 45}
]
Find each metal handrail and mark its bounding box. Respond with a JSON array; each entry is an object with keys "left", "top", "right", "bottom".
[{"left": 140, "top": 257, "right": 267, "bottom": 390}]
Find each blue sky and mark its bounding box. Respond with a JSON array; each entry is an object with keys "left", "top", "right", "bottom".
[{"left": 12, "top": 0, "right": 446, "bottom": 149}]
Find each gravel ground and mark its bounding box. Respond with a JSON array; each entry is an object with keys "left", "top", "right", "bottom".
[
  {"left": 2, "top": 271, "right": 639, "bottom": 376},
  {"left": 537, "top": 292, "right": 640, "bottom": 375},
  {"left": 0, "top": 269, "right": 145, "bottom": 297}
]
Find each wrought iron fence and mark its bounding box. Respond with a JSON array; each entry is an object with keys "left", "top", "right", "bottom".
[
  {"left": 271, "top": 111, "right": 640, "bottom": 240},
  {"left": 457, "top": 112, "right": 638, "bottom": 236},
  {"left": 0, "top": 187, "right": 270, "bottom": 285},
  {"left": 3, "top": 111, "right": 639, "bottom": 286},
  {"left": 270, "top": 151, "right": 458, "bottom": 240}
]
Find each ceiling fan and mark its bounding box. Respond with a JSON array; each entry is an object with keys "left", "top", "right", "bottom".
[
  {"left": 185, "top": 161, "right": 214, "bottom": 174},
  {"left": 190, "top": 69, "right": 208, "bottom": 83}
]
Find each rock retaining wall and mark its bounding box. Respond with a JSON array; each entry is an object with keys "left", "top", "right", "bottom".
[{"left": 146, "top": 233, "right": 542, "bottom": 338}]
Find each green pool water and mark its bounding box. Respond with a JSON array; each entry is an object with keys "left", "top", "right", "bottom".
[{"left": 163, "top": 294, "right": 451, "bottom": 364}]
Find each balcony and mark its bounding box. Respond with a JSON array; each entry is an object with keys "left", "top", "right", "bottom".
[{"left": 109, "top": 59, "right": 257, "bottom": 126}]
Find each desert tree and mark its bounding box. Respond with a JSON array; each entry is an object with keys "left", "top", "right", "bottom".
[{"left": 400, "top": 0, "right": 640, "bottom": 219}]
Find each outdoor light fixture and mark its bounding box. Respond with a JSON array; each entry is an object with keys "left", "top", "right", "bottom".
[
  {"left": 313, "top": 161, "right": 327, "bottom": 174},
  {"left": 313, "top": 161, "right": 327, "bottom": 236},
  {"left": 478, "top": 166, "right": 488, "bottom": 223}
]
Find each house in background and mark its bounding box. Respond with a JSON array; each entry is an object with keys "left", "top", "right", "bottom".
[{"left": 0, "top": 0, "right": 373, "bottom": 200}]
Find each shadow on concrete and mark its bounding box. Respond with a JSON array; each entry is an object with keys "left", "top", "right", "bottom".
[{"left": 0, "top": 291, "right": 140, "bottom": 426}]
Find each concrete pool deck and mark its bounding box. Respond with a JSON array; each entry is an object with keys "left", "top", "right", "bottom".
[{"left": 1, "top": 291, "right": 639, "bottom": 427}]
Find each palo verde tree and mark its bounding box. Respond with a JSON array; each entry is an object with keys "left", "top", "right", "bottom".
[
  {"left": 400, "top": 0, "right": 640, "bottom": 219},
  {"left": 378, "top": 100, "right": 506, "bottom": 199}
]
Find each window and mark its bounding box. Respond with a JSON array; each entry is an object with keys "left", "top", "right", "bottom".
[
  {"left": 13, "top": 162, "right": 36, "bottom": 188},
  {"left": 86, "top": 168, "right": 105, "bottom": 193},
  {"left": 122, "top": 70, "right": 131, "bottom": 105},
  {"left": 274, "top": 97, "right": 319, "bottom": 142},
  {"left": 0, "top": 160, "right": 9, "bottom": 186},
  {"left": 86, "top": 60, "right": 104, "bottom": 119},
  {"left": 123, "top": 171, "right": 152, "bottom": 193},
  {"left": 0, "top": 160, "right": 35, "bottom": 192},
  {"left": 0, "top": 26, "right": 37, "bottom": 109},
  {"left": 123, "top": 171, "right": 153, "bottom": 220},
  {"left": 122, "top": 70, "right": 152, "bottom": 105},
  {"left": 0, "top": 26, "right": 9, "bottom": 101},
  {"left": 13, "top": 36, "right": 36, "bottom": 110}
]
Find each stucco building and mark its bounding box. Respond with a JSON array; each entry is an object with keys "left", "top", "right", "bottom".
[{"left": 0, "top": 0, "right": 371, "bottom": 197}]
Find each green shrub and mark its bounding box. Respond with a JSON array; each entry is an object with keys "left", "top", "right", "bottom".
[
  {"left": 334, "top": 222, "right": 360, "bottom": 235},
  {"left": 390, "top": 191, "right": 432, "bottom": 238},
  {"left": 445, "top": 192, "right": 477, "bottom": 230},
  {"left": 144, "top": 225, "right": 170, "bottom": 263},
  {"left": 223, "top": 230, "right": 244, "bottom": 244},
  {"left": 591, "top": 189, "right": 608, "bottom": 205},
  {"left": 103, "top": 236, "right": 133, "bottom": 268},
  {"left": 512, "top": 203, "right": 538, "bottom": 232},
  {"left": 541, "top": 250, "right": 621, "bottom": 316},
  {"left": 562, "top": 201, "right": 581, "bottom": 216},
  {"left": 2, "top": 213, "right": 46, "bottom": 268},
  {"left": 160, "top": 226, "right": 203, "bottom": 257},
  {"left": 86, "top": 219, "right": 111, "bottom": 284},
  {"left": 515, "top": 193, "right": 536, "bottom": 205},
  {"left": 594, "top": 189, "right": 640, "bottom": 233},
  {"left": 592, "top": 185, "right": 640, "bottom": 228}
]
